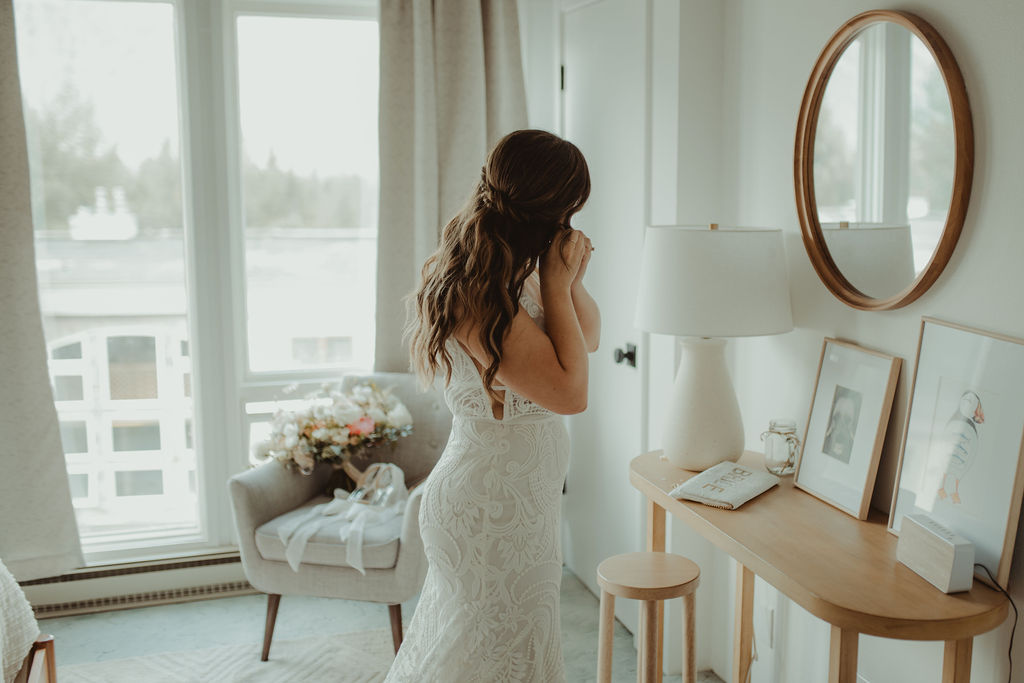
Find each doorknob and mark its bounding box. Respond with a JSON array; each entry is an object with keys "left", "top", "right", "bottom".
[{"left": 613, "top": 343, "right": 637, "bottom": 367}]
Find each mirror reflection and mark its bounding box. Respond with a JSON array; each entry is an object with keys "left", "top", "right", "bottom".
[{"left": 813, "top": 22, "right": 954, "bottom": 299}]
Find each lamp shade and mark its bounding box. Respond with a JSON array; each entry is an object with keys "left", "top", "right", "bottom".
[{"left": 634, "top": 226, "right": 793, "bottom": 337}]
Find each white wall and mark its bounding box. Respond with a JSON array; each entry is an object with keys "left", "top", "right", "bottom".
[
  {"left": 719, "top": 1, "right": 1023, "bottom": 681},
  {"left": 523, "top": 0, "right": 1023, "bottom": 681}
]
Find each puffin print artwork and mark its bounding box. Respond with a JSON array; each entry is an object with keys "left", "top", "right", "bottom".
[
  {"left": 928, "top": 386, "right": 987, "bottom": 505},
  {"left": 890, "top": 317, "right": 1024, "bottom": 589}
]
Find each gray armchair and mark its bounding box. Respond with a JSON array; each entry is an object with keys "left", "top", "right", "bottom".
[{"left": 228, "top": 372, "right": 452, "bottom": 660}]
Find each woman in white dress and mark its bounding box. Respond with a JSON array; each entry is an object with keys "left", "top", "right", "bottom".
[{"left": 387, "top": 129, "right": 599, "bottom": 682}]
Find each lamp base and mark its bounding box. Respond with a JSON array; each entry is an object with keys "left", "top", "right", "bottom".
[{"left": 662, "top": 337, "right": 744, "bottom": 471}]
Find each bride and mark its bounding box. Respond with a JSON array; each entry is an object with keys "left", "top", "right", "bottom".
[{"left": 386, "top": 129, "right": 599, "bottom": 682}]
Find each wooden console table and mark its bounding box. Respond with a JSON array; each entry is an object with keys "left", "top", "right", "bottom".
[{"left": 629, "top": 450, "right": 1009, "bottom": 683}]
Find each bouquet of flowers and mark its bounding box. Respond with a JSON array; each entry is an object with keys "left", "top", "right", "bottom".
[{"left": 253, "top": 382, "right": 414, "bottom": 475}]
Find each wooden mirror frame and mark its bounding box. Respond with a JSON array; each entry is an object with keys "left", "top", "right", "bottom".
[{"left": 794, "top": 10, "right": 973, "bottom": 310}]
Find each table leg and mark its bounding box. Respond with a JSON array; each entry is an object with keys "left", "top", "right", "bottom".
[
  {"left": 941, "top": 638, "right": 973, "bottom": 683},
  {"left": 597, "top": 591, "right": 615, "bottom": 683},
  {"left": 732, "top": 564, "right": 754, "bottom": 683},
  {"left": 828, "top": 625, "right": 859, "bottom": 683},
  {"left": 647, "top": 499, "right": 666, "bottom": 552},
  {"left": 646, "top": 500, "right": 666, "bottom": 683}
]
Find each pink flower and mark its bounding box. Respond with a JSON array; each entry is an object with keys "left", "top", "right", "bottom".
[{"left": 348, "top": 415, "right": 376, "bottom": 436}]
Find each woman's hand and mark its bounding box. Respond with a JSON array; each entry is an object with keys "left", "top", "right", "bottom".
[
  {"left": 571, "top": 232, "right": 593, "bottom": 290},
  {"left": 540, "top": 228, "right": 587, "bottom": 292}
]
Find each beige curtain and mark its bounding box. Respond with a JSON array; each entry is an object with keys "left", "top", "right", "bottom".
[
  {"left": 375, "top": 0, "right": 528, "bottom": 371},
  {"left": 0, "top": 0, "right": 83, "bottom": 581}
]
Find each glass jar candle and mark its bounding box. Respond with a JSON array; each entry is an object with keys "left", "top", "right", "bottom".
[{"left": 760, "top": 419, "right": 800, "bottom": 475}]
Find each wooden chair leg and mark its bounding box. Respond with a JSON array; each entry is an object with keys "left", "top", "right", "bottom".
[
  {"left": 388, "top": 603, "right": 403, "bottom": 654},
  {"left": 25, "top": 634, "right": 56, "bottom": 683},
  {"left": 683, "top": 592, "right": 696, "bottom": 683},
  {"left": 640, "top": 600, "right": 659, "bottom": 683},
  {"left": 261, "top": 594, "right": 281, "bottom": 662}
]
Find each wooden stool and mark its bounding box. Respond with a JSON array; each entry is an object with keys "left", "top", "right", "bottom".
[{"left": 597, "top": 551, "right": 700, "bottom": 683}]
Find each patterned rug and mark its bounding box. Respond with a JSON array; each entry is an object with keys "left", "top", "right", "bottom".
[{"left": 58, "top": 628, "right": 394, "bottom": 682}]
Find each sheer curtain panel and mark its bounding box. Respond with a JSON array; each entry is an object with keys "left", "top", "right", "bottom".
[
  {"left": 375, "top": 0, "right": 528, "bottom": 371},
  {"left": 0, "top": 0, "right": 83, "bottom": 581}
]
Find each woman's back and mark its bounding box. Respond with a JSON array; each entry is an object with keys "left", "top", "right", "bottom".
[{"left": 443, "top": 284, "right": 555, "bottom": 424}]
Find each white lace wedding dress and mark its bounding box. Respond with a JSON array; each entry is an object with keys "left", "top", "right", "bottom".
[{"left": 385, "top": 287, "right": 569, "bottom": 682}]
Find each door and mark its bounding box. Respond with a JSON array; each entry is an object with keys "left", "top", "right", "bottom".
[{"left": 560, "top": 0, "right": 647, "bottom": 631}]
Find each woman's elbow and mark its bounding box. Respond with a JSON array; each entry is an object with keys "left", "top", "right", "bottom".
[{"left": 554, "top": 390, "right": 588, "bottom": 415}]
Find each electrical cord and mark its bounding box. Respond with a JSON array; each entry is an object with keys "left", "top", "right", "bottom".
[{"left": 976, "top": 563, "right": 1017, "bottom": 683}]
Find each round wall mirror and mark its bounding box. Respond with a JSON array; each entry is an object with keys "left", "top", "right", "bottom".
[{"left": 795, "top": 10, "right": 973, "bottom": 310}]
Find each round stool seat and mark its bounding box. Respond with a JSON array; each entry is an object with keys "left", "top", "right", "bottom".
[{"left": 597, "top": 551, "right": 700, "bottom": 601}]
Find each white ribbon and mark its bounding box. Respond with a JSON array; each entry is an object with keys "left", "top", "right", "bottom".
[{"left": 278, "top": 464, "right": 408, "bottom": 575}]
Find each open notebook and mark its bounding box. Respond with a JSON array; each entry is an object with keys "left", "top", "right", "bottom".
[{"left": 668, "top": 461, "right": 779, "bottom": 510}]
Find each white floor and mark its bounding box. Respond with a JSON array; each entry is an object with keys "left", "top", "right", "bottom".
[{"left": 42, "top": 568, "right": 723, "bottom": 682}]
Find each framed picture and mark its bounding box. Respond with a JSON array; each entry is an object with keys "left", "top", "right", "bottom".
[
  {"left": 889, "top": 318, "right": 1024, "bottom": 589},
  {"left": 795, "top": 338, "right": 901, "bottom": 519}
]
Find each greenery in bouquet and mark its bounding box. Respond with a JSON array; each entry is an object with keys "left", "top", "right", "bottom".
[{"left": 253, "top": 382, "right": 414, "bottom": 475}]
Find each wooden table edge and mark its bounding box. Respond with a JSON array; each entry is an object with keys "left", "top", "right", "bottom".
[{"left": 629, "top": 454, "right": 1010, "bottom": 642}]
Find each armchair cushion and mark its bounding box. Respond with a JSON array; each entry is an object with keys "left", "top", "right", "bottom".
[{"left": 254, "top": 496, "right": 402, "bottom": 570}]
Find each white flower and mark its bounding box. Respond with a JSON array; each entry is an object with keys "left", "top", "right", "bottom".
[
  {"left": 352, "top": 384, "right": 373, "bottom": 402},
  {"left": 312, "top": 427, "right": 330, "bottom": 440},
  {"left": 332, "top": 402, "right": 363, "bottom": 426},
  {"left": 387, "top": 404, "right": 414, "bottom": 429},
  {"left": 368, "top": 407, "right": 387, "bottom": 425},
  {"left": 252, "top": 440, "right": 273, "bottom": 461},
  {"left": 331, "top": 427, "right": 351, "bottom": 443},
  {"left": 282, "top": 423, "right": 299, "bottom": 448}
]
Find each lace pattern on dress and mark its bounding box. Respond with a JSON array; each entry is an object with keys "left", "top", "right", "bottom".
[{"left": 384, "top": 284, "right": 569, "bottom": 682}]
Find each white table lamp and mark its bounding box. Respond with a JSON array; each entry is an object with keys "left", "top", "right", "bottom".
[{"left": 635, "top": 225, "right": 793, "bottom": 471}]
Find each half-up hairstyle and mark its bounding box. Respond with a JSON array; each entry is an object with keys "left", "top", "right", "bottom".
[{"left": 408, "top": 129, "right": 591, "bottom": 402}]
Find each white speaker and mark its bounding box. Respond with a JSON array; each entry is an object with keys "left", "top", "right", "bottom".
[{"left": 896, "top": 513, "right": 974, "bottom": 593}]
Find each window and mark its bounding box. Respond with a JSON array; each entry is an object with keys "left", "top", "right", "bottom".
[
  {"left": 16, "top": 0, "right": 380, "bottom": 561},
  {"left": 115, "top": 470, "right": 165, "bottom": 497},
  {"left": 68, "top": 473, "right": 90, "bottom": 500},
  {"left": 59, "top": 421, "right": 89, "bottom": 455},
  {"left": 52, "top": 342, "right": 82, "bottom": 360},
  {"left": 107, "top": 336, "right": 159, "bottom": 400},
  {"left": 235, "top": 14, "right": 378, "bottom": 372},
  {"left": 54, "top": 375, "right": 84, "bottom": 401}
]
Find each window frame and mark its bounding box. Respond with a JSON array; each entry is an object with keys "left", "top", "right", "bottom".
[{"left": 19, "top": 0, "right": 379, "bottom": 566}]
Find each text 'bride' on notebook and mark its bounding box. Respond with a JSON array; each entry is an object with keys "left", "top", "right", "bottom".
[{"left": 668, "top": 461, "right": 779, "bottom": 510}]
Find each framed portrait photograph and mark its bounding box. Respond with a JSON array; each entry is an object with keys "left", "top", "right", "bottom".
[
  {"left": 889, "top": 318, "right": 1024, "bottom": 589},
  {"left": 795, "top": 338, "right": 901, "bottom": 519}
]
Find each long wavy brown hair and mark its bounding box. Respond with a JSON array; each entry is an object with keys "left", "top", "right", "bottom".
[{"left": 408, "top": 129, "right": 591, "bottom": 401}]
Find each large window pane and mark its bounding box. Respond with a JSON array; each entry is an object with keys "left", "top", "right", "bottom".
[
  {"left": 236, "top": 15, "right": 378, "bottom": 372},
  {"left": 15, "top": 0, "right": 199, "bottom": 544}
]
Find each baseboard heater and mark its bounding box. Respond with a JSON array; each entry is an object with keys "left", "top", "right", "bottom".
[{"left": 20, "top": 553, "right": 257, "bottom": 618}]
